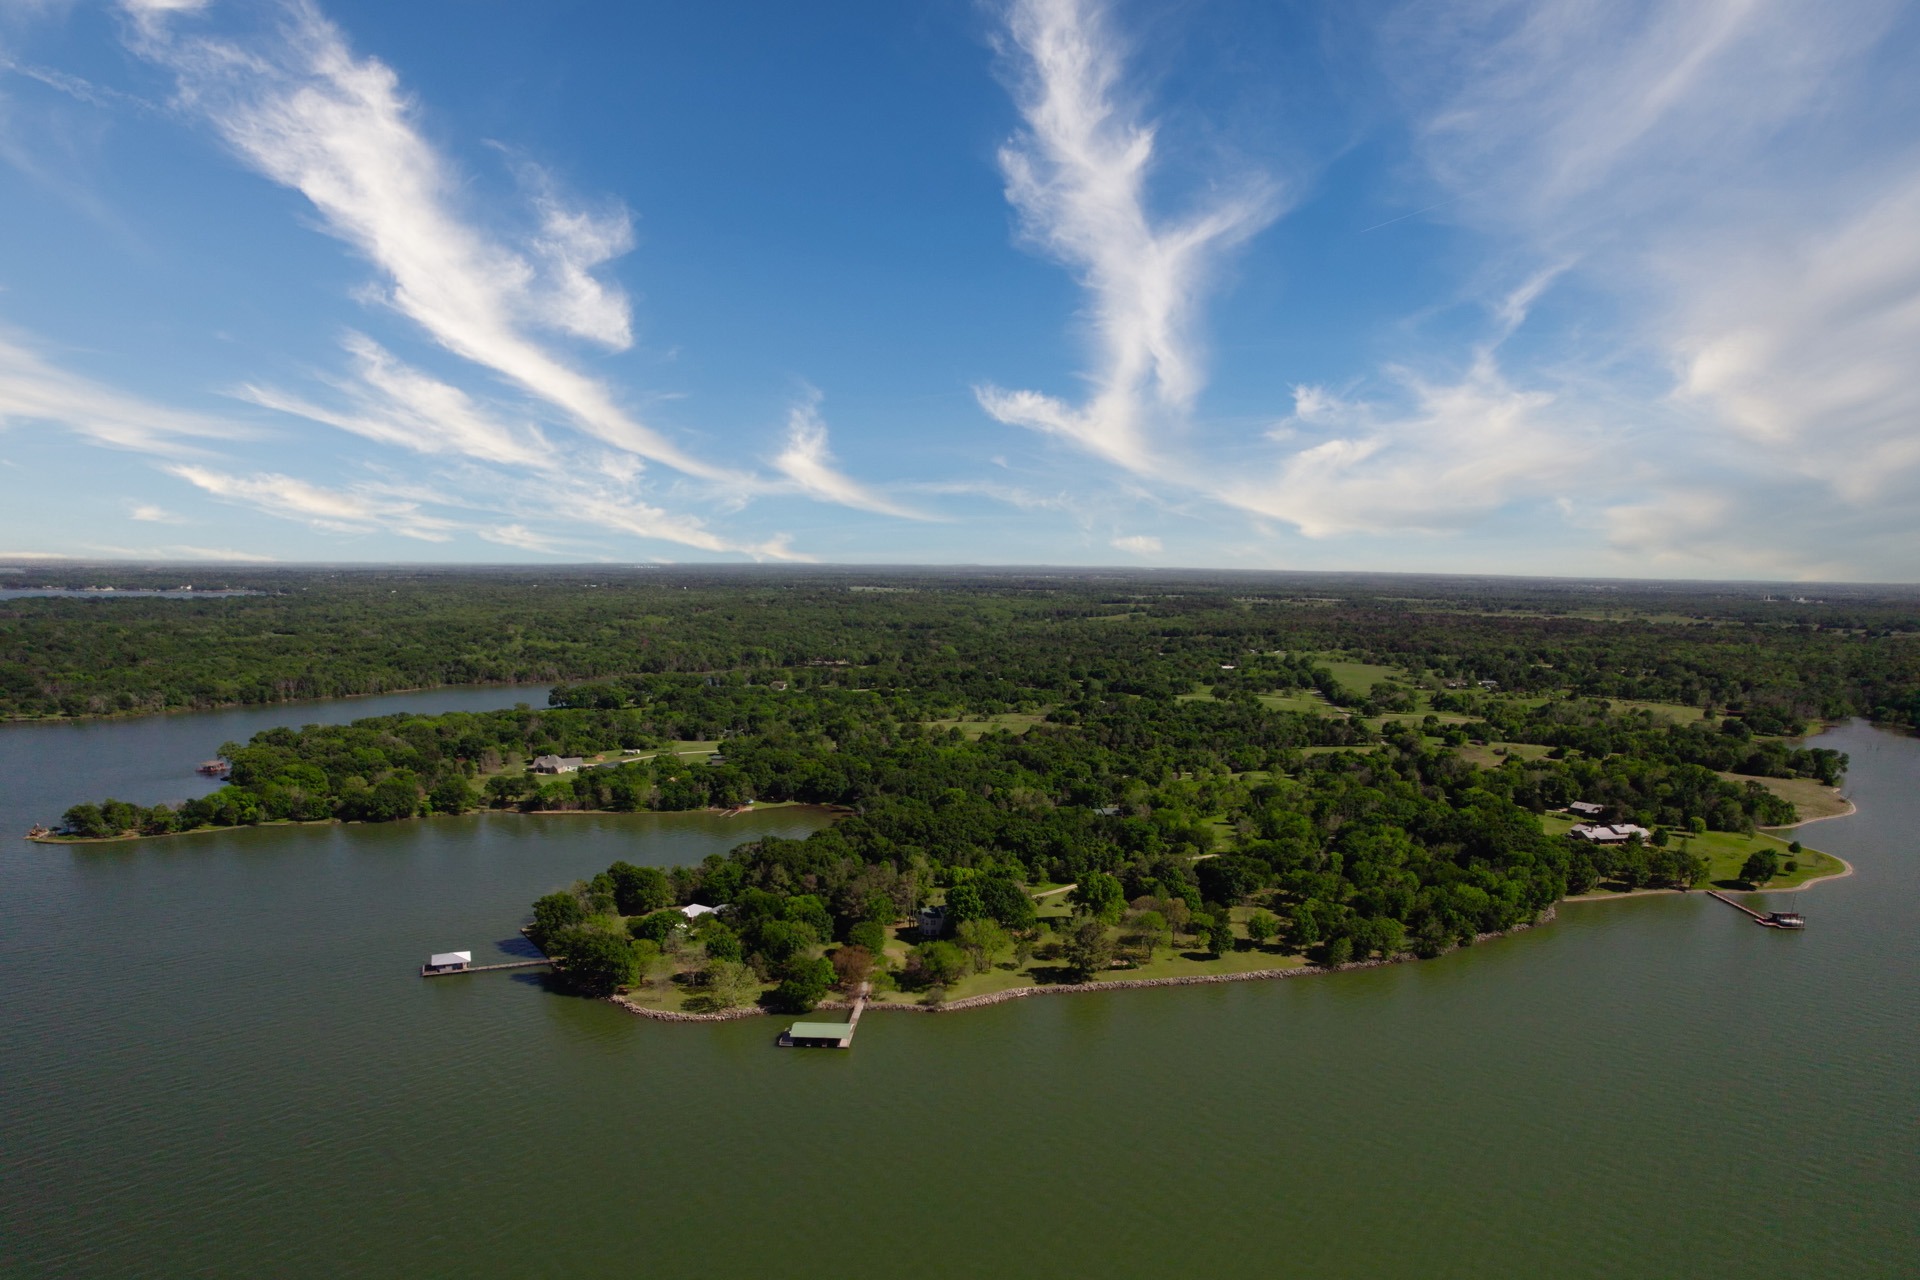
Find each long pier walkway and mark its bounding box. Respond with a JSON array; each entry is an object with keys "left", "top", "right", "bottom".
[
  {"left": 1705, "top": 891, "right": 1801, "bottom": 928},
  {"left": 422, "top": 958, "right": 552, "bottom": 978}
]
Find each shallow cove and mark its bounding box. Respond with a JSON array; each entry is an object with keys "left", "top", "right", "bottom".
[{"left": 2, "top": 714, "right": 1915, "bottom": 1277}]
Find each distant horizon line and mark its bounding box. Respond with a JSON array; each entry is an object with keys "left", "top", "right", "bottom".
[{"left": 3, "top": 559, "right": 1918, "bottom": 591}]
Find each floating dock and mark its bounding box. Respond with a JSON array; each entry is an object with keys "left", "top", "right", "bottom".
[{"left": 1706, "top": 891, "right": 1806, "bottom": 929}]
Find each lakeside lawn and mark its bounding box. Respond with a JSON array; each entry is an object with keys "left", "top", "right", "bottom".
[
  {"left": 1541, "top": 812, "right": 1845, "bottom": 893},
  {"left": 1718, "top": 772, "right": 1852, "bottom": 822}
]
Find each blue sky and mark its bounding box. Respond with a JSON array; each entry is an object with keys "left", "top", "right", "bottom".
[{"left": 2, "top": 0, "right": 1917, "bottom": 578}]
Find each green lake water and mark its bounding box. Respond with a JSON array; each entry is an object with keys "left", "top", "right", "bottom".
[{"left": 1, "top": 704, "right": 1914, "bottom": 1277}]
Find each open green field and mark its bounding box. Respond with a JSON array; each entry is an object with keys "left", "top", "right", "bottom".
[
  {"left": 1454, "top": 741, "right": 1553, "bottom": 767},
  {"left": 1312, "top": 656, "right": 1405, "bottom": 693},
  {"left": 925, "top": 711, "right": 1052, "bottom": 738},
  {"left": 1258, "top": 691, "right": 1333, "bottom": 714}
]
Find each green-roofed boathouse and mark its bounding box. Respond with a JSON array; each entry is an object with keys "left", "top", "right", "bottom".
[{"left": 779, "top": 1020, "right": 854, "bottom": 1048}]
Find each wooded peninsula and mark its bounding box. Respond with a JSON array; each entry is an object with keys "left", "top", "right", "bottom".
[{"left": 16, "top": 566, "right": 1900, "bottom": 1012}]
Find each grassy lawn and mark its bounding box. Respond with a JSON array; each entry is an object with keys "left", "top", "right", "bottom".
[
  {"left": 1306, "top": 656, "right": 1404, "bottom": 693},
  {"left": 1453, "top": 741, "right": 1553, "bottom": 768},
  {"left": 1258, "top": 691, "right": 1333, "bottom": 714},
  {"left": 1373, "top": 709, "right": 1475, "bottom": 726},
  {"left": 1609, "top": 699, "right": 1709, "bottom": 723},
  {"left": 1717, "top": 773, "right": 1852, "bottom": 822},
  {"left": 925, "top": 711, "right": 1052, "bottom": 738}
]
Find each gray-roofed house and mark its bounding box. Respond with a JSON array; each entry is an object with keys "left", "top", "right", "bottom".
[{"left": 530, "top": 754, "right": 585, "bottom": 774}]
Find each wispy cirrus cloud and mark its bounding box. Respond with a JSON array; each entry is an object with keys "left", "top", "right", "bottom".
[
  {"left": 99, "top": 0, "right": 922, "bottom": 563},
  {"left": 771, "top": 393, "right": 930, "bottom": 520},
  {"left": 122, "top": 0, "right": 730, "bottom": 481},
  {"left": 974, "top": 0, "right": 1576, "bottom": 546},
  {"left": 976, "top": 0, "right": 1280, "bottom": 471},
  {"left": 236, "top": 332, "right": 554, "bottom": 470},
  {"left": 164, "top": 463, "right": 458, "bottom": 541},
  {"left": 85, "top": 541, "right": 278, "bottom": 562},
  {"left": 0, "top": 331, "right": 249, "bottom": 454},
  {"left": 1380, "top": 0, "right": 1920, "bottom": 576},
  {"left": 981, "top": 0, "right": 1920, "bottom": 577}
]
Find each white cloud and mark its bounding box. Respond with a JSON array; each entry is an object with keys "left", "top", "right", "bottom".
[
  {"left": 123, "top": 0, "right": 730, "bottom": 480},
  {"left": 1669, "top": 174, "right": 1920, "bottom": 503},
  {"left": 1110, "top": 533, "right": 1160, "bottom": 554},
  {"left": 164, "top": 463, "right": 458, "bottom": 541},
  {"left": 1382, "top": 0, "right": 1920, "bottom": 573},
  {"left": 1228, "top": 348, "right": 1581, "bottom": 538},
  {"left": 99, "top": 0, "right": 913, "bottom": 560},
  {"left": 0, "top": 331, "right": 249, "bottom": 454},
  {"left": 477, "top": 523, "right": 568, "bottom": 555},
  {"left": 237, "top": 332, "right": 554, "bottom": 469},
  {"left": 130, "top": 502, "right": 183, "bottom": 522},
  {"left": 83, "top": 541, "right": 278, "bottom": 562},
  {"left": 977, "top": 0, "right": 1586, "bottom": 546},
  {"left": 553, "top": 485, "right": 812, "bottom": 561},
  {"left": 771, "top": 394, "right": 928, "bottom": 519},
  {"left": 911, "top": 479, "right": 1081, "bottom": 514},
  {"left": 977, "top": 0, "right": 1279, "bottom": 471}
]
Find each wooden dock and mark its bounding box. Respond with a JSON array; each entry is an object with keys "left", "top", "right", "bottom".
[
  {"left": 1706, "top": 891, "right": 1804, "bottom": 929},
  {"left": 421, "top": 957, "right": 552, "bottom": 978}
]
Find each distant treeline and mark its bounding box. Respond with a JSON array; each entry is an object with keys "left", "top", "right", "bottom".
[{"left": 5, "top": 568, "right": 1920, "bottom": 727}]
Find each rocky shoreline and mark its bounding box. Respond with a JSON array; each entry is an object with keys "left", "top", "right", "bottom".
[{"left": 605, "top": 908, "right": 1555, "bottom": 1024}]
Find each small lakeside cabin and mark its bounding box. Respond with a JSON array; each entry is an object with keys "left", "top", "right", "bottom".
[
  {"left": 779, "top": 1020, "right": 855, "bottom": 1049},
  {"left": 1764, "top": 911, "right": 1806, "bottom": 929},
  {"left": 422, "top": 951, "right": 472, "bottom": 975}
]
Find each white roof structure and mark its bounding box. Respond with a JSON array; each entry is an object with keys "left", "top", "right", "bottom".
[
  {"left": 680, "top": 903, "right": 718, "bottom": 919},
  {"left": 1569, "top": 823, "right": 1652, "bottom": 843},
  {"left": 428, "top": 951, "right": 472, "bottom": 967}
]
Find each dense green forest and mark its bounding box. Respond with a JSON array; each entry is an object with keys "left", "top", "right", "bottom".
[{"left": 29, "top": 565, "right": 1897, "bottom": 1008}]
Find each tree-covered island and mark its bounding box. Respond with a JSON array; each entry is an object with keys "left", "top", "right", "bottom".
[{"left": 28, "top": 569, "right": 1879, "bottom": 1012}]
